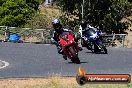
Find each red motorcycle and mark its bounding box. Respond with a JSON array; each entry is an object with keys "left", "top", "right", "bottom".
[{"left": 59, "top": 31, "right": 81, "bottom": 64}]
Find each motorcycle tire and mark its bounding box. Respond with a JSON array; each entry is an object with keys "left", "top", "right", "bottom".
[
  {"left": 97, "top": 39, "right": 107, "bottom": 54},
  {"left": 75, "top": 57, "right": 80, "bottom": 64},
  {"left": 97, "top": 44, "right": 108, "bottom": 54},
  {"left": 101, "top": 45, "right": 107, "bottom": 54},
  {"left": 86, "top": 44, "right": 94, "bottom": 53},
  {"left": 69, "top": 47, "right": 80, "bottom": 64},
  {"left": 71, "top": 57, "right": 80, "bottom": 64},
  {"left": 93, "top": 44, "right": 101, "bottom": 53}
]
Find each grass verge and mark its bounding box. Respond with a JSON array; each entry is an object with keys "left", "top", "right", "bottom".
[{"left": 0, "top": 76, "right": 131, "bottom": 88}]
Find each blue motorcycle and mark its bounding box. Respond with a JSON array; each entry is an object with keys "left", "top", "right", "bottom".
[{"left": 81, "top": 28, "right": 107, "bottom": 54}]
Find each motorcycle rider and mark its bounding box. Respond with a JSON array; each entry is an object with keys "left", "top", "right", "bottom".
[
  {"left": 50, "top": 18, "right": 82, "bottom": 60},
  {"left": 79, "top": 19, "right": 101, "bottom": 47},
  {"left": 79, "top": 19, "right": 96, "bottom": 37}
]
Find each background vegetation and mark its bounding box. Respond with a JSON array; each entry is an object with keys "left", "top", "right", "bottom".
[
  {"left": 53, "top": 0, "right": 132, "bottom": 33},
  {"left": 0, "top": 0, "right": 41, "bottom": 27},
  {"left": 0, "top": 0, "right": 132, "bottom": 33}
]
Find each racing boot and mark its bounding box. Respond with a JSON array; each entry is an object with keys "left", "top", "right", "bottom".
[
  {"left": 63, "top": 55, "right": 67, "bottom": 60},
  {"left": 78, "top": 44, "right": 83, "bottom": 51},
  {"left": 58, "top": 47, "right": 67, "bottom": 60},
  {"left": 57, "top": 46, "right": 63, "bottom": 54},
  {"left": 79, "top": 47, "right": 83, "bottom": 51}
]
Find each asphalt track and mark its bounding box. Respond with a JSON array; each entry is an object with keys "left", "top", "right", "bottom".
[{"left": 0, "top": 42, "right": 132, "bottom": 78}]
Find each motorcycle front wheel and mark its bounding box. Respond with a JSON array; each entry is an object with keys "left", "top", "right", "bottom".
[
  {"left": 69, "top": 47, "right": 80, "bottom": 64},
  {"left": 100, "top": 44, "right": 107, "bottom": 54},
  {"left": 94, "top": 43, "right": 107, "bottom": 54}
]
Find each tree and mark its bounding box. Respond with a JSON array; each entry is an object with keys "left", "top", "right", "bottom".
[
  {"left": 0, "top": 0, "right": 40, "bottom": 27},
  {"left": 53, "top": 0, "right": 132, "bottom": 33}
]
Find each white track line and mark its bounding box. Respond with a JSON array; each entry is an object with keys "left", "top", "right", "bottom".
[{"left": 0, "top": 60, "right": 9, "bottom": 69}]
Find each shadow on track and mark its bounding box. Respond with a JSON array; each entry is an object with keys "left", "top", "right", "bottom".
[
  {"left": 67, "top": 61, "right": 88, "bottom": 64},
  {"left": 85, "top": 51, "right": 93, "bottom": 54},
  {"left": 85, "top": 52, "right": 108, "bottom": 54}
]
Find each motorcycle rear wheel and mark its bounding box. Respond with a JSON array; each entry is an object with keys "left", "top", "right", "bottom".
[{"left": 100, "top": 45, "right": 107, "bottom": 54}]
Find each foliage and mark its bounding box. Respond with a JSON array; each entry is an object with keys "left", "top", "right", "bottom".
[
  {"left": 25, "top": 7, "right": 62, "bottom": 29},
  {"left": 0, "top": 0, "right": 40, "bottom": 27},
  {"left": 53, "top": 0, "right": 132, "bottom": 33},
  {"left": 26, "top": 13, "right": 50, "bottom": 29}
]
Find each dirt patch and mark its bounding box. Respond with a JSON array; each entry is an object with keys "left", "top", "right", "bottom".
[
  {"left": 0, "top": 35, "right": 5, "bottom": 40},
  {"left": 22, "top": 36, "right": 42, "bottom": 43}
]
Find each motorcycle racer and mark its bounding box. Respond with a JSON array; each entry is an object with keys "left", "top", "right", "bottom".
[
  {"left": 79, "top": 19, "right": 101, "bottom": 47},
  {"left": 50, "top": 18, "right": 82, "bottom": 60}
]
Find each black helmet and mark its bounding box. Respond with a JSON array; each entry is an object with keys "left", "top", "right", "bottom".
[
  {"left": 52, "top": 19, "right": 61, "bottom": 30},
  {"left": 80, "top": 19, "right": 87, "bottom": 29}
]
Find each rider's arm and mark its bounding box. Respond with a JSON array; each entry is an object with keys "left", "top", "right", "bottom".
[{"left": 50, "top": 29, "right": 59, "bottom": 46}]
